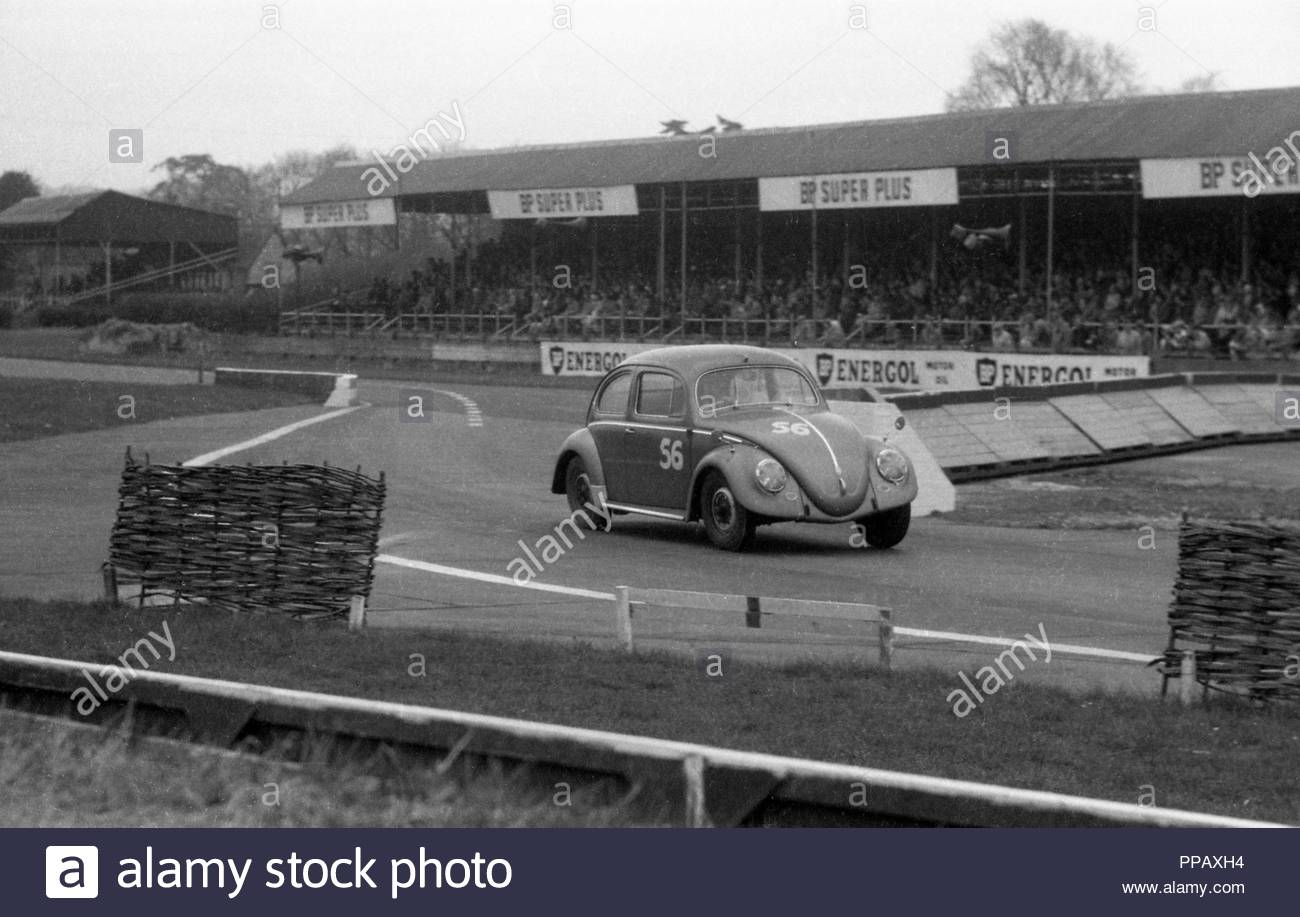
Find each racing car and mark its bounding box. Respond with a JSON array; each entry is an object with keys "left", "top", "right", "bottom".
[{"left": 551, "top": 344, "right": 918, "bottom": 551}]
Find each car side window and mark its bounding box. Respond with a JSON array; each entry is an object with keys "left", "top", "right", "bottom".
[
  {"left": 634, "top": 372, "right": 685, "bottom": 419},
  {"left": 594, "top": 372, "right": 633, "bottom": 416}
]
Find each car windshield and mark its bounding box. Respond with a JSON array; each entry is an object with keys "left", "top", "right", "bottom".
[{"left": 695, "top": 366, "right": 820, "bottom": 415}]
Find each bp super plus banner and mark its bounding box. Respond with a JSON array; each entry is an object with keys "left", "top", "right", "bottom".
[
  {"left": 758, "top": 168, "right": 958, "bottom": 211},
  {"left": 488, "top": 185, "right": 639, "bottom": 219}
]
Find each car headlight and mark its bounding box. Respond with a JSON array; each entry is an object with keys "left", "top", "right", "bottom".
[
  {"left": 875, "top": 447, "right": 909, "bottom": 484},
  {"left": 754, "top": 458, "right": 787, "bottom": 493}
]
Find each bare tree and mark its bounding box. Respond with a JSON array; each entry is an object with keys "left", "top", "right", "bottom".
[
  {"left": 1172, "top": 72, "right": 1224, "bottom": 94},
  {"left": 946, "top": 19, "right": 1141, "bottom": 111}
]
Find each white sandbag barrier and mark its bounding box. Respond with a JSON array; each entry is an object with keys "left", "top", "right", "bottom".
[
  {"left": 886, "top": 372, "right": 1300, "bottom": 481},
  {"left": 827, "top": 399, "right": 956, "bottom": 516},
  {"left": 214, "top": 366, "right": 359, "bottom": 407}
]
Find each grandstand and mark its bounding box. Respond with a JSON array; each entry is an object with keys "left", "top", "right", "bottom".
[
  {"left": 0, "top": 191, "right": 239, "bottom": 308},
  {"left": 278, "top": 87, "right": 1300, "bottom": 360}
]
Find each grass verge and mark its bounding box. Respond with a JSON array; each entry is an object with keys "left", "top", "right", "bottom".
[
  {"left": 0, "top": 710, "right": 652, "bottom": 827},
  {"left": 1, "top": 598, "right": 1297, "bottom": 824},
  {"left": 0, "top": 377, "right": 317, "bottom": 443}
]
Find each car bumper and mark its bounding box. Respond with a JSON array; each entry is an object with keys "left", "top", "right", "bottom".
[{"left": 732, "top": 466, "right": 917, "bottom": 523}]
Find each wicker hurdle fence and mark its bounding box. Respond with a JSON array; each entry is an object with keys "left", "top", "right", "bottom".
[
  {"left": 1159, "top": 518, "right": 1300, "bottom": 703},
  {"left": 106, "top": 449, "right": 385, "bottom": 620}
]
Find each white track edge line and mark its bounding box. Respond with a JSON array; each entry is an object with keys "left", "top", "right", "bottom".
[
  {"left": 183, "top": 404, "right": 366, "bottom": 467},
  {"left": 375, "top": 554, "right": 1157, "bottom": 663}
]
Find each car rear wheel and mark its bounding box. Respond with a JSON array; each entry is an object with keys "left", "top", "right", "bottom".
[
  {"left": 856, "top": 504, "right": 910, "bottom": 549},
  {"left": 700, "top": 472, "right": 756, "bottom": 551},
  {"left": 564, "top": 456, "right": 604, "bottom": 530}
]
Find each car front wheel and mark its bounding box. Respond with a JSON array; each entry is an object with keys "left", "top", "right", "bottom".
[
  {"left": 699, "top": 472, "right": 756, "bottom": 551},
  {"left": 856, "top": 504, "right": 910, "bottom": 549}
]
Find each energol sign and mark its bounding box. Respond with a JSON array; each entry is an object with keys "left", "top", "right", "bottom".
[{"left": 539, "top": 343, "right": 1149, "bottom": 390}]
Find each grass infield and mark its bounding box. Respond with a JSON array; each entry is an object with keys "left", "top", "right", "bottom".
[
  {"left": 0, "top": 376, "right": 317, "bottom": 443},
  {"left": 1, "top": 598, "right": 1297, "bottom": 825}
]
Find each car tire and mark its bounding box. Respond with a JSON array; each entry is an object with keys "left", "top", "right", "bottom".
[
  {"left": 700, "top": 472, "right": 756, "bottom": 551},
  {"left": 564, "top": 456, "right": 606, "bottom": 531},
  {"left": 856, "top": 504, "right": 910, "bottom": 549}
]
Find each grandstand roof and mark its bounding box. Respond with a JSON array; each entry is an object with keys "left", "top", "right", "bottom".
[
  {"left": 0, "top": 190, "right": 237, "bottom": 246},
  {"left": 284, "top": 85, "right": 1300, "bottom": 205}
]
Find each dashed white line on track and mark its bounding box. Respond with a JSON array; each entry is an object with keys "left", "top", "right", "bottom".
[{"left": 431, "top": 389, "right": 484, "bottom": 427}]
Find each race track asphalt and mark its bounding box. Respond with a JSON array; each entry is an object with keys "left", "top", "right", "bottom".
[{"left": 8, "top": 374, "right": 1285, "bottom": 695}]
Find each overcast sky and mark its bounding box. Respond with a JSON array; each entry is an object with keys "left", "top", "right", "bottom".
[{"left": 2, "top": 0, "right": 1298, "bottom": 194}]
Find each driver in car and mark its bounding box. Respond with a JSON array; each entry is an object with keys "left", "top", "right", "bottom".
[{"left": 733, "top": 367, "right": 769, "bottom": 405}]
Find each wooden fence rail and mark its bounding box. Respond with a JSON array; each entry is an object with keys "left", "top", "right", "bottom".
[{"left": 615, "top": 586, "right": 893, "bottom": 669}]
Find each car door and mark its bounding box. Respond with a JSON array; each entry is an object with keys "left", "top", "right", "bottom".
[
  {"left": 621, "top": 370, "right": 691, "bottom": 510},
  {"left": 588, "top": 370, "right": 634, "bottom": 501}
]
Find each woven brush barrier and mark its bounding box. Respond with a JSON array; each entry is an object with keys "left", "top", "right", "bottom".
[
  {"left": 1162, "top": 519, "right": 1300, "bottom": 701},
  {"left": 108, "top": 449, "right": 385, "bottom": 619}
]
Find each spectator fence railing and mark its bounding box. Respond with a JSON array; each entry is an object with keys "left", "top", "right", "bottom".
[{"left": 275, "top": 308, "right": 1300, "bottom": 357}]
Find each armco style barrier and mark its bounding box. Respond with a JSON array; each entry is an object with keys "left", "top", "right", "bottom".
[
  {"left": 106, "top": 451, "right": 385, "bottom": 619},
  {"left": 215, "top": 366, "right": 358, "bottom": 407},
  {"left": 0, "top": 649, "right": 1279, "bottom": 827},
  {"left": 888, "top": 373, "right": 1300, "bottom": 480},
  {"left": 1159, "top": 519, "right": 1300, "bottom": 703}
]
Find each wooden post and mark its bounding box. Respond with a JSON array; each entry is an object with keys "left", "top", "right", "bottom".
[
  {"left": 927, "top": 209, "right": 938, "bottom": 290},
  {"left": 841, "top": 211, "right": 851, "bottom": 286},
  {"left": 614, "top": 585, "right": 634, "bottom": 652},
  {"left": 877, "top": 607, "right": 893, "bottom": 671},
  {"left": 679, "top": 181, "right": 688, "bottom": 330},
  {"left": 1045, "top": 167, "right": 1055, "bottom": 312},
  {"left": 734, "top": 200, "right": 743, "bottom": 289},
  {"left": 810, "top": 206, "right": 819, "bottom": 294},
  {"left": 1017, "top": 193, "right": 1027, "bottom": 296},
  {"left": 103, "top": 240, "right": 113, "bottom": 308},
  {"left": 683, "top": 753, "right": 707, "bottom": 827},
  {"left": 101, "top": 563, "right": 118, "bottom": 605},
  {"left": 1178, "top": 650, "right": 1196, "bottom": 706},
  {"left": 529, "top": 222, "right": 538, "bottom": 302},
  {"left": 348, "top": 595, "right": 367, "bottom": 631},
  {"left": 1240, "top": 197, "right": 1251, "bottom": 285},
  {"left": 657, "top": 185, "right": 666, "bottom": 307}
]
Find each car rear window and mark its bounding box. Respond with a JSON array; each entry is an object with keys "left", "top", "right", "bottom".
[{"left": 594, "top": 372, "right": 633, "bottom": 415}]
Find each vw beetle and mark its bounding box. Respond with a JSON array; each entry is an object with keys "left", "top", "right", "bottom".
[{"left": 550, "top": 344, "right": 918, "bottom": 551}]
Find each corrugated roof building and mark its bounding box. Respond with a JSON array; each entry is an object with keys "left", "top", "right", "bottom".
[{"left": 283, "top": 86, "right": 1300, "bottom": 205}]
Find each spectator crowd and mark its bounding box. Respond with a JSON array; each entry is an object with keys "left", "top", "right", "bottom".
[{"left": 324, "top": 237, "right": 1300, "bottom": 360}]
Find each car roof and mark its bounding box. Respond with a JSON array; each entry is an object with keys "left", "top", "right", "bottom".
[{"left": 617, "top": 344, "right": 806, "bottom": 381}]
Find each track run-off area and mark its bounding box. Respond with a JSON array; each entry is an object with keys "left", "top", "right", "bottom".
[{"left": 8, "top": 374, "right": 1294, "bottom": 693}]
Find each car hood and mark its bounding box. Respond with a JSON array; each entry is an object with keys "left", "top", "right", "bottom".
[{"left": 708, "top": 407, "right": 872, "bottom": 517}]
